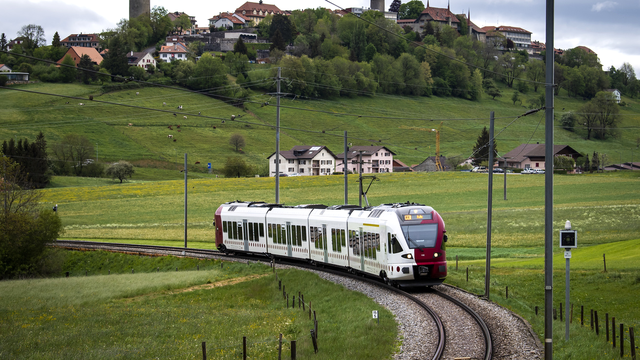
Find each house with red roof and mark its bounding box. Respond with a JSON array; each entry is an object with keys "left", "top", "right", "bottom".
[
  {"left": 336, "top": 146, "right": 396, "bottom": 174},
  {"left": 209, "top": 12, "right": 248, "bottom": 29},
  {"left": 60, "top": 33, "right": 101, "bottom": 51},
  {"left": 6, "top": 37, "right": 26, "bottom": 51},
  {"left": 127, "top": 51, "right": 156, "bottom": 69},
  {"left": 482, "top": 25, "right": 532, "bottom": 53},
  {"left": 234, "top": 2, "right": 285, "bottom": 25},
  {"left": 159, "top": 43, "right": 188, "bottom": 63},
  {"left": 57, "top": 47, "right": 103, "bottom": 66}
]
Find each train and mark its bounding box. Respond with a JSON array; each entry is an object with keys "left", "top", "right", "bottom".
[{"left": 214, "top": 201, "right": 448, "bottom": 287}]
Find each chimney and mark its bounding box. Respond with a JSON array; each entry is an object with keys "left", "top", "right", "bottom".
[{"left": 131, "top": 51, "right": 133, "bottom": 56}]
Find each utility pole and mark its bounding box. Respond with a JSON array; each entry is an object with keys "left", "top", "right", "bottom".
[
  {"left": 484, "top": 111, "right": 495, "bottom": 299},
  {"left": 184, "top": 153, "right": 188, "bottom": 249},
  {"left": 358, "top": 151, "right": 364, "bottom": 207},
  {"left": 275, "top": 67, "right": 281, "bottom": 204},
  {"left": 544, "top": 0, "right": 556, "bottom": 358},
  {"left": 344, "top": 131, "right": 348, "bottom": 205}
]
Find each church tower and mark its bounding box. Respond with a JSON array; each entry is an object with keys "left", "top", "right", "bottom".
[
  {"left": 371, "top": 0, "right": 385, "bottom": 12},
  {"left": 130, "top": 0, "right": 150, "bottom": 20}
]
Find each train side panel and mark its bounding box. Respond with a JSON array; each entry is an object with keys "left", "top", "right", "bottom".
[
  {"left": 266, "top": 208, "right": 313, "bottom": 259},
  {"left": 308, "top": 209, "right": 350, "bottom": 268},
  {"left": 219, "top": 206, "right": 269, "bottom": 253}
]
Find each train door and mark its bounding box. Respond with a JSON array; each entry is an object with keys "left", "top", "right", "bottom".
[
  {"left": 359, "top": 227, "right": 365, "bottom": 271},
  {"left": 286, "top": 222, "right": 292, "bottom": 257},
  {"left": 242, "top": 220, "right": 249, "bottom": 251},
  {"left": 322, "top": 224, "right": 328, "bottom": 263}
]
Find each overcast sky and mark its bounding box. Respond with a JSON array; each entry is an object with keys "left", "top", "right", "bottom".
[{"left": 3, "top": 0, "right": 639, "bottom": 72}]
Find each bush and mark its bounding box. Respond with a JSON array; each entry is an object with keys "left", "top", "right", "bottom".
[
  {"left": 0, "top": 75, "right": 7, "bottom": 86},
  {"left": 516, "top": 80, "right": 529, "bottom": 93},
  {"left": 432, "top": 77, "right": 451, "bottom": 97},
  {"left": 83, "top": 162, "right": 105, "bottom": 178}
]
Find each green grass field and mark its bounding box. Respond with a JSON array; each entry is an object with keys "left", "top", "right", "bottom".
[{"left": 0, "top": 252, "right": 396, "bottom": 359}]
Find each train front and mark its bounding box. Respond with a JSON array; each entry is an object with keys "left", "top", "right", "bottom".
[{"left": 385, "top": 204, "right": 447, "bottom": 287}]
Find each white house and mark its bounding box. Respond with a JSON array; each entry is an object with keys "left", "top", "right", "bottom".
[
  {"left": 127, "top": 51, "right": 157, "bottom": 69},
  {"left": 0, "top": 64, "right": 11, "bottom": 72},
  {"left": 606, "top": 89, "right": 622, "bottom": 103},
  {"left": 335, "top": 146, "right": 395, "bottom": 174},
  {"left": 267, "top": 145, "right": 338, "bottom": 176},
  {"left": 159, "top": 43, "right": 188, "bottom": 63}
]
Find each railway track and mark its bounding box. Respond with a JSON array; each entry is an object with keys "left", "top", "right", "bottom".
[{"left": 54, "top": 240, "right": 493, "bottom": 360}]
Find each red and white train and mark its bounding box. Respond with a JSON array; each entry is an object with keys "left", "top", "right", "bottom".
[{"left": 214, "top": 201, "right": 448, "bottom": 287}]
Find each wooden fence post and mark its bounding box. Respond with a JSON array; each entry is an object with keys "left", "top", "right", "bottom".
[
  {"left": 613, "top": 317, "right": 616, "bottom": 348},
  {"left": 279, "top": 280, "right": 281, "bottom": 290},
  {"left": 603, "top": 253, "right": 607, "bottom": 272},
  {"left": 310, "top": 330, "right": 318, "bottom": 353},
  {"left": 570, "top": 303, "right": 574, "bottom": 323},
  {"left": 560, "top": 303, "right": 562, "bottom": 321},
  {"left": 506, "top": 286, "right": 508, "bottom": 299},
  {"left": 302, "top": 295, "right": 305, "bottom": 311},
  {"left": 466, "top": 267, "right": 469, "bottom": 282},
  {"left": 290, "top": 340, "right": 296, "bottom": 360},
  {"left": 581, "top": 306, "right": 584, "bottom": 326},
  {"left": 298, "top": 292, "right": 301, "bottom": 308},
  {"left": 535, "top": 306, "right": 538, "bottom": 316},
  {"left": 620, "top": 323, "right": 624, "bottom": 358},
  {"left": 629, "top": 327, "right": 636, "bottom": 360},
  {"left": 595, "top": 311, "right": 599, "bottom": 335},
  {"left": 278, "top": 333, "right": 282, "bottom": 360},
  {"left": 202, "top": 342, "right": 206, "bottom": 360},
  {"left": 243, "top": 336, "right": 247, "bottom": 360}
]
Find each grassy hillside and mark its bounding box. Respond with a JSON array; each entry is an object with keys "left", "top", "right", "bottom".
[{"left": 1, "top": 81, "right": 639, "bottom": 178}]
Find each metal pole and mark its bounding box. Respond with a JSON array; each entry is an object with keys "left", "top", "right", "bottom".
[
  {"left": 184, "top": 153, "right": 187, "bottom": 249},
  {"left": 485, "top": 111, "right": 494, "bottom": 299},
  {"left": 358, "top": 152, "right": 363, "bottom": 207},
  {"left": 275, "top": 67, "right": 281, "bottom": 203},
  {"left": 504, "top": 157, "right": 507, "bottom": 200},
  {"left": 344, "top": 131, "right": 348, "bottom": 205},
  {"left": 566, "top": 253, "right": 570, "bottom": 340},
  {"left": 544, "top": 0, "right": 556, "bottom": 357}
]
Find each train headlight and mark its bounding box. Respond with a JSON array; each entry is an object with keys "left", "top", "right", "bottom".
[
  {"left": 434, "top": 252, "right": 440, "bottom": 258},
  {"left": 401, "top": 253, "right": 413, "bottom": 259}
]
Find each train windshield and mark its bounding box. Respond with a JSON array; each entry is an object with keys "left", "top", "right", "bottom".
[{"left": 401, "top": 223, "right": 438, "bottom": 249}]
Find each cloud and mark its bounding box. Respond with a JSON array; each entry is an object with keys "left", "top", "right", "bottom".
[{"left": 591, "top": 1, "right": 618, "bottom": 11}]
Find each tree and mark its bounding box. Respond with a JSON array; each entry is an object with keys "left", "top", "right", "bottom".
[
  {"left": 270, "top": 29, "right": 286, "bottom": 51},
  {"left": 0, "top": 33, "right": 6, "bottom": 51},
  {"left": 234, "top": 37, "right": 248, "bottom": 55},
  {"left": 17, "top": 24, "right": 46, "bottom": 52},
  {"left": 527, "top": 59, "right": 545, "bottom": 92},
  {"left": 101, "top": 35, "right": 129, "bottom": 77},
  {"left": 554, "top": 155, "right": 575, "bottom": 172},
  {"left": 106, "top": 161, "right": 135, "bottom": 183},
  {"left": 51, "top": 134, "right": 94, "bottom": 176},
  {"left": 469, "top": 69, "right": 483, "bottom": 101},
  {"left": 389, "top": 0, "right": 402, "bottom": 13},
  {"left": 560, "top": 112, "right": 577, "bottom": 132},
  {"left": 174, "top": 14, "right": 192, "bottom": 34},
  {"left": 511, "top": 91, "right": 521, "bottom": 105},
  {"left": 580, "top": 91, "right": 620, "bottom": 140},
  {"left": 77, "top": 54, "right": 95, "bottom": 84},
  {"left": 398, "top": 0, "right": 425, "bottom": 19},
  {"left": 60, "top": 55, "right": 77, "bottom": 83},
  {"left": 2, "top": 132, "right": 50, "bottom": 188},
  {"left": 222, "top": 156, "right": 251, "bottom": 178},
  {"left": 229, "top": 133, "right": 246, "bottom": 152},
  {"left": 269, "top": 14, "right": 296, "bottom": 45},
  {"left": 188, "top": 41, "right": 205, "bottom": 58},
  {"left": 52, "top": 32, "right": 61, "bottom": 47},
  {"left": 484, "top": 79, "right": 501, "bottom": 99},
  {"left": 190, "top": 53, "right": 229, "bottom": 92},
  {"left": 472, "top": 126, "right": 498, "bottom": 166},
  {"left": 591, "top": 151, "right": 600, "bottom": 173},
  {"left": 0, "top": 156, "right": 63, "bottom": 278}
]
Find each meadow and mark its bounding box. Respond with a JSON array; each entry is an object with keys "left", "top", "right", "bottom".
[{"left": 0, "top": 252, "right": 396, "bottom": 359}]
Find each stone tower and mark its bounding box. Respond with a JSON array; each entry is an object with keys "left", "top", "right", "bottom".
[
  {"left": 130, "top": 0, "right": 150, "bottom": 20},
  {"left": 371, "top": 0, "right": 385, "bottom": 12}
]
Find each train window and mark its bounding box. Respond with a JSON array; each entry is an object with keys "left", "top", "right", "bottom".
[
  {"left": 292, "top": 225, "right": 297, "bottom": 245},
  {"left": 254, "top": 223, "right": 259, "bottom": 241},
  {"left": 260, "top": 223, "right": 265, "bottom": 237},
  {"left": 268, "top": 224, "right": 273, "bottom": 238},
  {"left": 276, "top": 224, "right": 281, "bottom": 244},
  {"left": 297, "top": 226, "right": 302, "bottom": 246},
  {"left": 401, "top": 224, "right": 438, "bottom": 249},
  {"left": 302, "top": 226, "right": 307, "bottom": 241},
  {"left": 281, "top": 226, "right": 287, "bottom": 245},
  {"left": 223, "top": 221, "right": 227, "bottom": 233},
  {"left": 331, "top": 229, "right": 336, "bottom": 251},
  {"left": 232, "top": 222, "right": 238, "bottom": 239},
  {"left": 376, "top": 234, "right": 380, "bottom": 251},
  {"left": 389, "top": 234, "right": 403, "bottom": 253},
  {"left": 341, "top": 230, "right": 346, "bottom": 247},
  {"left": 238, "top": 223, "right": 243, "bottom": 239},
  {"left": 249, "top": 223, "right": 254, "bottom": 241},
  {"left": 322, "top": 227, "right": 327, "bottom": 250}
]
